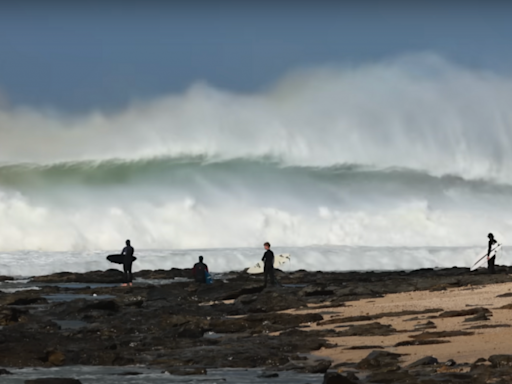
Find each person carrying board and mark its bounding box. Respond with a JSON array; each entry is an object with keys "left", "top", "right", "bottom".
[
  {"left": 121, "top": 239, "right": 135, "bottom": 286},
  {"left": 488, "top": 233, "right": 498, "bottom": 274},
  {"left": 262, "top": 242, "right": 276, "bottom": 287}
]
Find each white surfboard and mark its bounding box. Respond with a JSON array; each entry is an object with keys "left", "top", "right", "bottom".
[
  {"left": 471, "top": 239, "right": 503, "bottom": 272},
  {"left": 247, "top": 254, "right": 291, "bottom": 274}
]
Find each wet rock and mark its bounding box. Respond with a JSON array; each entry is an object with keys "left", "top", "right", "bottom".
[
  {"left": 496, "top": 292, "right": 512, "bottom": 298},
  {"left": 7, "top": 296, "right": 48, "bottom": 306},
  {"left": 318, "top": 309, "right": 442, "bottom": 326},
  {"left": 463, "top": 312, "right": 489, "bottom": 322},
  {"left": 151, "top": 332, "right": 314, "bottom": 369},
  {"left": 300, "top": 285, "right": 336, "bottom": 297},
  {"left": 0, "top": 307, "right": 27, "bottom": 325},
  {"left": 429, "top": 284, "right": 451, "bottom": 291},
  {"left": 366, "top": 371, "right": 417, "bottom": 383},
  {"left": 0, "top": 276, "right": 13, "bottom": 282},
  {"left": 258, "top": 372, "right": 279, "bottom": 378},
  {"left": 414, "top": 321, "right": 437, "bottom": 330},
  {"left": 235, "top": 294, "right": 258, "bottom": 305},
  {"left": 318, "top": 316, "right": 373, "bottom": 326},
  {"left": 31, "top": 270, "right": 124, "bottom": 284},
  {"left": 409, "top": 331, "right": 474, "bottom": 340},
  {"left": 116, "top": 371, "right": 142, "bottom": 376},
  {"left": 394, "top": 339, "right": 450, "bottom": 347},
  {"left": 498, "top": 303, "right": 512, "bottom": 309},
  {"left": 145, "top": 283, "right": 194, "bottom": 303},
  {"left": 301, "top": 360, "right": 332, "bottom": 374},
  {"left": 0, "top": 368, "right": 12, "bottom": 374},
  {"left": 210, "top": 312, "right": 322, "bottom": 334},
  {"left": 408, "top": 356, "right": 439, "bottom": 368},
  {"left": 421, "top": 372, "right": 475, "bottom": 383},
  {"left": 235, "top": 290, "right": 306, "bottom": 313},
  {"left": 468, "top": 365, "right": 496, "bottom": 382},
  {"left": 466, "top": 324, "right": 510, "bottom": 330},
  {"left": 323, "top": 372, "right": 358, "bottom": 384},
  {"left": 165, "top": 367, "right": 207, "bottom": 375},
  {"left": 445, "top": 359, "right": 457, "bottom": 366},
  {"left": 338, "top": 322, "right": 396, "bottom": 337},
  {"left": 79, "top": 300, "right": 119, "bottom": 313},
  {"left": 438, "top": 307, "right": 491, "bottom": 318},
  {"left": 333, "top": 285, "right": 378, "bottom": 298},
  {"left": 280, "top": 328, "right": 337, "bottom": 339},
  {"left": 356, "top": 350, "right": 402, "bottom": 372},
  {"left": 345, "top": 372, "right": 360, "bottom": 382},
  {"left": 285, "top": 359, "right": 332, "bottom": 374},
  {"left": 204, "top": 283, "right": 264, "bottom": 301},
  {"left": 489, "top": 355, "right": 512, "bottom": 368},
  {"left": 25, "top": 380, "right": 82, "bottom": 384},
  {"left": 473, "top": 358, "right": 487, "bottom": 365},
  {"left": 134, "top": 268, "right": 192, "bottom": 280},
  {"left": 43, "top": 350, "right": 65, "bottom": 366}
]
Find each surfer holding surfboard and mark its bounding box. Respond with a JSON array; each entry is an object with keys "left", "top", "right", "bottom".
[
  {"left": 470, "top": 233, "right": 502, "bottom": 273},
  {"left": 121, "top": 240, "right": 135, "bottom": 286},
  {"left": 487, "top": 233, "right": 498, "bottom": 274}
]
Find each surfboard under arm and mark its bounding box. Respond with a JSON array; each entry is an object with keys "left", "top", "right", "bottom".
[
  {"left": 247, "top": 254, "right": 291, "bottom": 274},
  {"left": 106, "top": 254, "right": 137, "bottom": 264}
]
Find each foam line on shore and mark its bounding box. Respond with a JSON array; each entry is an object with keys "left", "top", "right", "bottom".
[{"left": 0, "top": 245, "right": 508, "bottom": 277}]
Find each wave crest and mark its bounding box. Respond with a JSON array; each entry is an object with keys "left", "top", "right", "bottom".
[{"left": 1, "top": 54, "right": 512, "bottom": 182}]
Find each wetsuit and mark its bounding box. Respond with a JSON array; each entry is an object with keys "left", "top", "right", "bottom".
[
  {"left": 488, "top": 238, "right": 497, "bottom": 274},
  {"left": 122, "top": 245, "right": 134, "bottom": 283},
  {"left": 262, "top": 249, "right": 276, "bottom": 287},
  {"left": 192, "top": 262, "right": 209, "bottom": 283}
]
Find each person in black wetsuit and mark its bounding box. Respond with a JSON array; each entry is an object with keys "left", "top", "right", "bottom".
[
  {"left": 262, "top": 242, "right": 276, "bottom": 287},
  {"left": 192, "top": 256, "right": 209, "bottom": 283},
  {"left": 488, "top": 233, "right": 498, "bottom": 274},
  {"left": 121, "top": 239, "right": 135, "bottom": 286}
]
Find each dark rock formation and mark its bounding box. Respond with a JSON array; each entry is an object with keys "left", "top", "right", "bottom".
[{"left": 0, "top": 266, "right": 510, "bottom": 382}]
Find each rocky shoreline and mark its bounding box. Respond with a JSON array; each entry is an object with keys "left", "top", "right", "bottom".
[{"left": 2, "top": 265, "right": 512, "bottom": 383}]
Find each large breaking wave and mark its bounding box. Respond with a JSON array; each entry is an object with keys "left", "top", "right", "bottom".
[{"left": 1, "top": 54, "right": 512, "bottom": 274}]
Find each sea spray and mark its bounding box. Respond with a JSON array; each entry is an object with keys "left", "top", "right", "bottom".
[
  {"left": 0, "top": 54, "right": 510, "bottom": 272},
  {"left": 1, "top": 246, "right": 510, "bottom": 277}
]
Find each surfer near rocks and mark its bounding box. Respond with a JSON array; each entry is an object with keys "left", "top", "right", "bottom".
[
  {"left": 487, "top": 233, "right": 497, "bottom": 274},
  {"left": 121, "top": 239, "right": 135, "bottom": 286},
  {"left": 262, "top": 242, "right": 276, "bottom": 287},
  {"left": 192, "top": 256, "right": 209, "bottom": 283}
]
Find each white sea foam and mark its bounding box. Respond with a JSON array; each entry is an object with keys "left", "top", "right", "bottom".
[
  {"left": 0, "top": 246, "right": 508, "bottom": 277},
  {"left": 0, "top": 54, "right": 510, "bottom": 272}
]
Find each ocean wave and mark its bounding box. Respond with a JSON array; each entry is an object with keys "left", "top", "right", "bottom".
[
  {"left": 0, "top": 54, "right": 511, "bottom": 254},
  {"left": 0, "top": 156, "right": 508, "bottom": 189},
  {"left": 1, "top": 54, "right": 512, "bottom": 182}
]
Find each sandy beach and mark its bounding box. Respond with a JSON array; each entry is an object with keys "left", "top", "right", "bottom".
[{"left": 294, "top": 280, "right": 512, "bottom": 366}]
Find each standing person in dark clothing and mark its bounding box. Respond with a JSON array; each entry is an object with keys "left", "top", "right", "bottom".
[
  {"left": 262, "top": 242, "right": 276, "bottom": 287},
  {"left": 121, "top": 239, "right": 134, "bottom": 286},
  {"left": 192, "top": 256, "right": 209, "bottom": 283},
  {"left": 488, "top": 233, "right": 498, "bottom": 274}
]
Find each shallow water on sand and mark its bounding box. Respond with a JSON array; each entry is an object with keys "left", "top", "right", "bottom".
[{"left": 1, "top": 366, "right": 322, "bottom": 384}]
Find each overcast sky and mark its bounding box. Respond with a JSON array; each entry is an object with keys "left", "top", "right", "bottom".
[{"left": 0, "top": 0, "right": 511, "bottom": 111}]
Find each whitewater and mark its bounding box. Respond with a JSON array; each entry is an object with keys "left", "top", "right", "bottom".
[{"left": 1, "top": 54, "right": 512, "bottom": 276}]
